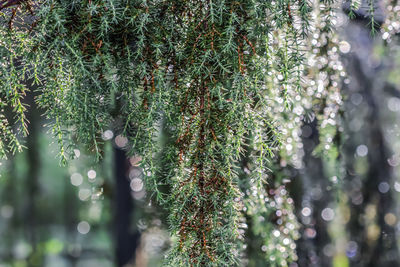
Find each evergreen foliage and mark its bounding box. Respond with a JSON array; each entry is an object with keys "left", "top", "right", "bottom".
[{"left": 0, "top": 0, "right": 394, "bottom": 266}]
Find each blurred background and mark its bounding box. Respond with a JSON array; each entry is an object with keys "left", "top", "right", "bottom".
[{"left": 1, "top": 2, "right": 400, "bottom": 267}]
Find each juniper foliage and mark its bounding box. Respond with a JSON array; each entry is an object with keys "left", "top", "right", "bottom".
[{"left": 0, "top": 0, "right": 387, "bottom": 266}]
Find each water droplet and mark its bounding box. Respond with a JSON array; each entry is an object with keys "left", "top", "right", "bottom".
[
  {"left": 73, "top": 149, "right": 81, "bottom": 158},
  {"left": 78, "top": 189, "right": 91, "bottom": 201},
  {"left": 339, "top": 41, "right": 351, "bottom": 53},
  {"left": 77, "top": 221, "right": 90, "bottom": 234},
  {"left": 378, "top": 182, "right": 390, "bottom": 193},
  {"left": 70, "top": 173, "right": 83, "bottom": 186},
  {"left": 273, "top": 230, "right": 280, "bottom": 237},
  {"left": 321, "top": 208, "right": 335, "bottom": 221},
  {"left": 384, "top": 213, "right": 397, "bottom": 226},
  {"left": 87, "top": 170, "right": 96, "bottom": 180},
  {"left": 302, "top": 207, "right": 312, "bottom": 217},
  {"left": 115, "top": 135, "right": 128, "bottom": 148},
  {"left": 356, "top": 145, "right": 368, "bottom": 157},
  {"left": 102, "top": 130, "right": 114, "bottom": 140},
  {"left": 130, "top": 178, "right": 144, "bottom": 192}
]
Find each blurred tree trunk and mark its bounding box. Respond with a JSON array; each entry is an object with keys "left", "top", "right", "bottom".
[
  {"left": 114, "top": 147, "right": 140, "bottom": 266},
  {"left": 24, "top": 73, "right": 41, "bottom": 266},
  {"left": 1, "top": 154, "right": 17, "bottom": 261}
]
